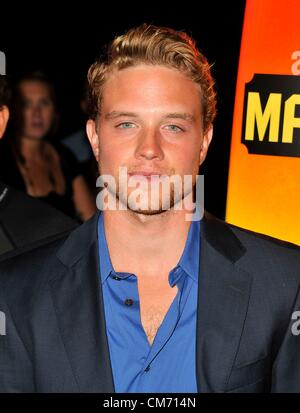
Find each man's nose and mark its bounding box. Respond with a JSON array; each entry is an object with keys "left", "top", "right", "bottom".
[{"left": 134, "top": 127, "right": 164, "bottom": 161}]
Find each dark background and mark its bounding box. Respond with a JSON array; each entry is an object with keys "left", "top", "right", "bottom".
[{"left": 0, "top": 1, "right": 246, "bottom": 219}]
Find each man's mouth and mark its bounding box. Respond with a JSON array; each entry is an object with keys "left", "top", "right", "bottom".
[{"left": 128, "top": 171, "right": 166, "bottom": 181}]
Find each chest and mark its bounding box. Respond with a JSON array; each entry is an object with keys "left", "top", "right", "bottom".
[{"left": 137, "top": 279, "right": 178, "bottom": 345}]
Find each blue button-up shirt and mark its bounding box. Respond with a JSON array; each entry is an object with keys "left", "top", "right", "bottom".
[{"left": 97, "top": 213, "right": 200, "bottom": 393}]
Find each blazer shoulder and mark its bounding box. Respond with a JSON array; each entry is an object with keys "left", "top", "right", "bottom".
[
  {"left": 228, "top": 220, "right": 300, "bottom": 258},
  {"left": 225, "top": 219, "right": 300, "bottom": 287},
  {"left": 205, "top": 211, "right": 300, "bottom": 251},
  {"left": 203, "top": 212, "right": 300, "bottom": 287}
]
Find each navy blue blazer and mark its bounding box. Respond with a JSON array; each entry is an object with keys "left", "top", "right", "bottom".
[{"left": 1, "top": 212, "right": 300, "bottom": 392}]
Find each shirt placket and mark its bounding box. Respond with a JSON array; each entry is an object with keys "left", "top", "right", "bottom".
[{"left": 139, "top": 268, "right": 189, "bottom": 381}]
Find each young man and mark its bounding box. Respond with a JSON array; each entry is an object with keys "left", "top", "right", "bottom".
[
  {"left": 1, "top": 25, "right": 300, "bottom": 393},
  {"left": 0, "top": 76, "right": 77, "bottom": 257}
]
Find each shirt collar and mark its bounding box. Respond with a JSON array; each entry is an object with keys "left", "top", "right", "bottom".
[
  {"left": 97, "top": 212, "right": 200, "bottom": 285},
  {"left": 97, "top": 213, "right": 115, "bottom": 284},
  {"left": 174, "top": 217, "right": 200, "bottom": 284}
]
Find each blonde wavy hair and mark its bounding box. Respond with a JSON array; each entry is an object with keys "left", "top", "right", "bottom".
[{"left": 87, "top": 24, "right": 216, "bottom": 133}]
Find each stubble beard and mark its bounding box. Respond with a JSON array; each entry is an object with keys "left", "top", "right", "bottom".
[{"left": 98, "top": 165, "right": 196, "bottom": 216}]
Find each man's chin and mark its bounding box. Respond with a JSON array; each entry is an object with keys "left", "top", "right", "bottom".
[
  {"left": 127, "top": 207, "right": 169, "bottom": 216},
  {"left": 118, "top": 195, "right": 176, "bottom": 215}
]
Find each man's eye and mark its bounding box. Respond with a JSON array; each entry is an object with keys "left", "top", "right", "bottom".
[
  {"left": 165, "top": 125, "right": 184, "bottom": 132},
  {"left": 116, "top": 122, "right": 135, "bottom": 129}
]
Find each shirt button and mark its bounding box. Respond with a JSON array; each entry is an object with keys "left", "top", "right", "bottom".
[
  {"left": 124, "top": 298, "right": 134, "bottom": 306},
  {"left": 112, "top": 276, "right": 121, "bottom": 281},
  {"left": 145, "top": 365, "right": 151, "bottom": 372}
]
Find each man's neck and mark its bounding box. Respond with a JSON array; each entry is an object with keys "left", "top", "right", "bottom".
[{"left": 103, "top": 207, "right": 193, "bottom": 279}]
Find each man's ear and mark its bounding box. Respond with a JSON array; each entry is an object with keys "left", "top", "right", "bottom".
[
  {"left": 86, "top": 119, "right": 100, "bottom": 160},
  {"left": 199, "top": 125, "right": 213, "bottom": 166},
  {"left": 0, "top": 106, "right": 9, "bottom": 139}
]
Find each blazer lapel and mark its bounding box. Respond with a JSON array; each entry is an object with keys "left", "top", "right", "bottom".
[
  {"left": 49, "top": 213, "right": 115, "bottom": 393},
  {"left": 196, "top": 213, "right": 253, "bottom": 392}
]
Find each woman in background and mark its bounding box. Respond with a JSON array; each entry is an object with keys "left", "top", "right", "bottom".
[{"left": 0, "top": 71, "right": 96, "bottom": 221}]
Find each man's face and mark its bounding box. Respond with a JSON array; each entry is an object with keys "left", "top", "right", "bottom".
[
  {"left": 87, "top": 65, "right": 212, "bottom": 215},
  {"left": 0, "top": 105, "right": 9, "bottom": 138}
]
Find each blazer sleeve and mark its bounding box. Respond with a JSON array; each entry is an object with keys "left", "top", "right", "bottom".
[
  {"left": 271, "top": 284, "right": 300, "bottom": 393},
  {"left": 0, "top": 286, "right": 35, "bottom": 393}
]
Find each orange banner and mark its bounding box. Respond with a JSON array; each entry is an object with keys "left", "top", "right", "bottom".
[{"left": 226, "top": 0, "right": 300, "bottom": 245}]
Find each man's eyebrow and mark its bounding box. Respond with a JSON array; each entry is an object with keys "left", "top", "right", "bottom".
[
  {"left": 164, "top": 113, "right": 195, "bottom": 122},
  {"left": 104, "top": 111, "right": 195, "bottom": 122},
  {"left": 105, "top": 111, "right": 139, "bottom": 120}
]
